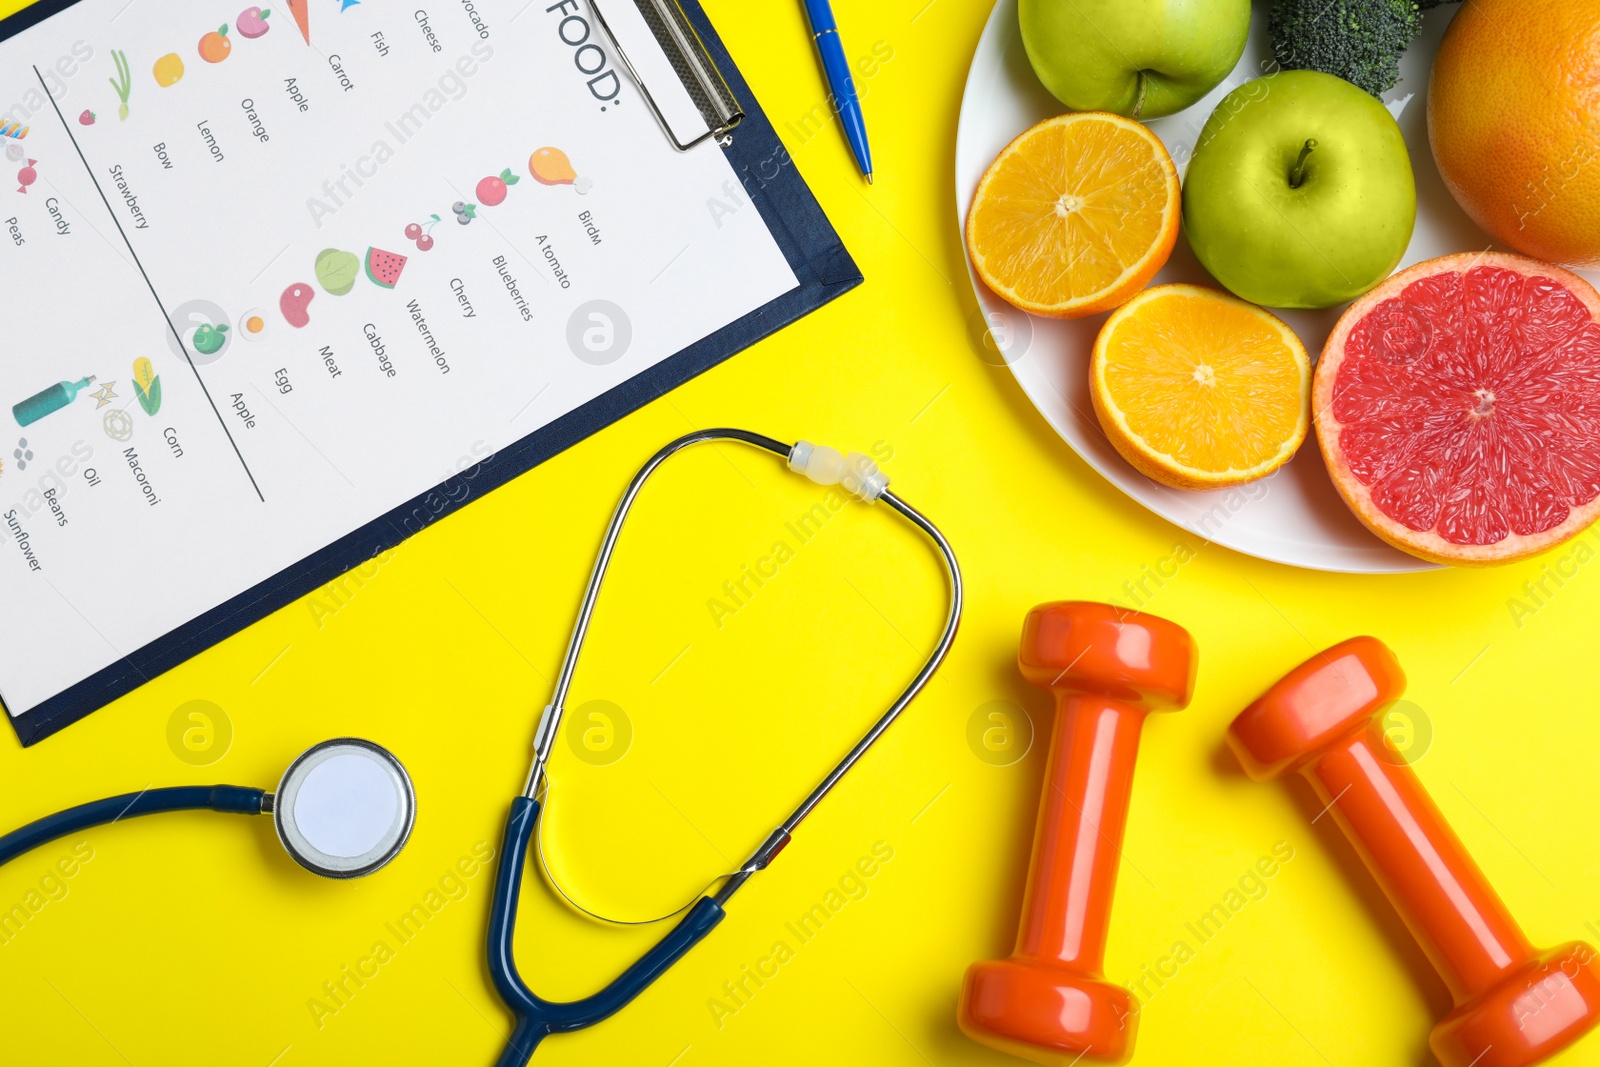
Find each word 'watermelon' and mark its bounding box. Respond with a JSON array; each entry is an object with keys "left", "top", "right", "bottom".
[{"left": 365, "top": 247, "right": 407, "bottom": 289}]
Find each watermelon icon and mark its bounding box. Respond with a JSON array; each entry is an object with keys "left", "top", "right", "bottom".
[{"left": 365, "top": 247, "right": 407, "bottom": 289}]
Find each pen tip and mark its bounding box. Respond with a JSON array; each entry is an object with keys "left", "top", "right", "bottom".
[{"left": 865, "top": 172, "right": 874, "bottom": 185}]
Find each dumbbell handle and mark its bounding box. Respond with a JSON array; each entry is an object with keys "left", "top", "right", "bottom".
[
  {"left": 1306, "top": 732, "right": 1534, "bottom": 1003},
  {"left": 1014, "top": 694, "right": 1145, "bottom": 972}
]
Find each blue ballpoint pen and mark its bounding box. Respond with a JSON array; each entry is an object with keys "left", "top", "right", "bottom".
[{"left": 801, "top": 0, "right": 873, "bottom": 183}]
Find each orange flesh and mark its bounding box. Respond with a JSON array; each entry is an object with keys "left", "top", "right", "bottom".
[
  {"left": 1093, "top": 285, "right": 1310, "bottom": 487},
  {"left": 967, "top": 113, "right": 1178, "bottom": 317}
]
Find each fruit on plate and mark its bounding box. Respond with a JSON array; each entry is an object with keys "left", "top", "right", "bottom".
[
  {"left": 1316, "top": 252, "right": 1600, "bottom": 565},
  {"left": 966, "top": 112, "right": 1179, "bottom": 319},
  {"left": 1019, "top": 0, "right": 1249, "bottom": 119},
  {"left": 1429, "top": 0, "right": 1600, "bottom": 269},
  {"left": 1183, "top": 70, "right": 1415, "bottom": 310},
  {"left": 1090, "top": 283, "right": 1310, "bottom": 489},
  {"left": 365, "top": 247, "right": 407, "bottom": 289}
]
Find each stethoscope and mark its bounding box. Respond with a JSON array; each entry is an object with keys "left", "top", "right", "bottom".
[
  {"left": 485, "top": 428, "right": 961, "bottom": 1065},
  {"left": 0, "top": 428, "right": 961, "bottom": 1066},
  {"left": 0, "top": 737, "right": 418, "bottom": 880}
]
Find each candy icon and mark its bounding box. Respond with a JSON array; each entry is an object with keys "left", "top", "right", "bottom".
[{"left": 16, "top": 158, "right": 36, "bottom": 193}]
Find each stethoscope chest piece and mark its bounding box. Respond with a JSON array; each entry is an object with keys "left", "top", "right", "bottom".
[{"left": 272, "top": 738, "right": 416, "bottom": 879}]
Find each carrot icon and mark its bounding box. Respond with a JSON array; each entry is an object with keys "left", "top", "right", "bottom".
[{"left": 287, "top": 0, "right": 310, "bottom": 44}]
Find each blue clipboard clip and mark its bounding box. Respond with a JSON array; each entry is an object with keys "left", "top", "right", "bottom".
[{"left": 592, "top": 0, "right": 744, "bottom": 150}]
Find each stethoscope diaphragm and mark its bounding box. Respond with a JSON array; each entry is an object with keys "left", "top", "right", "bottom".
[{"left": 271, "top": 738, "right": 416, "bottom": 879}]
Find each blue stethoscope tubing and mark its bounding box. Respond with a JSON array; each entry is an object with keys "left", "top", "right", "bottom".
[
  {"left": 486, "top": 428, "right": 963, "bottom": 1065},
  {"left": 0, "top": 738, "right": 417, "bottom": 884},
  {"left": 0, "top": 786, "right": 265, "bottom": 868},
  {"left": 489, "top": 797, "right": 727, "bottom": 1066}
]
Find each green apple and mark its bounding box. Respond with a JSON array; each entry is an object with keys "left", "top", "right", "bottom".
[
  {"left": 1019, "top": 0, "right": 1250, "bottom": 119},
  {"left": 1183, "top": 71, "right": 1416, "bottom": 309}
]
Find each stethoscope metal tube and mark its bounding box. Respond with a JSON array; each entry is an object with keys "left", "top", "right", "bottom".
[
  {"left": 490, "top": 428, "right": 963, "bottom": 1065},
  {"left": 522, "top": 428, "right": 797, "bottom": 799},
  {"left": 716, "top": 489, "right": 963, "bottom": 905}
]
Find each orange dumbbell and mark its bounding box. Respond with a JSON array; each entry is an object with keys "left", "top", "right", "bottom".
[
  {"left": 1228, "top": 637, "right": 1600, "bottom": 1067},
  {"left": 959, "top": 602, "right": 1197, "bottom": 1065}
]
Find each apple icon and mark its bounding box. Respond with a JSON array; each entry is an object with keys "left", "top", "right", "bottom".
[
  {"left": 237, "top": 6, "right": 271, "bottom": 39},
  {"left": 1019, "top": 0, "right": 1250, "bottom": 119},
  {"left": 1182, "top": 70, "right": 1416, "bottom": 309}
]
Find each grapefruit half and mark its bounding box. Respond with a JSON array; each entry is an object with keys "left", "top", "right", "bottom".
[{"left": 1316, "top": 252, "right": 1600, "bottom": 565}]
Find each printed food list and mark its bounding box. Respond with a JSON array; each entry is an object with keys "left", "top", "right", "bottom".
[{"left": 0, "top": 0, "right": 798, "bottom": 719}]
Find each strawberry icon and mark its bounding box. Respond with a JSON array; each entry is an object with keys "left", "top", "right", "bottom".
[{"left": 78, "top": 110, "right": 95, "bottom": 126}]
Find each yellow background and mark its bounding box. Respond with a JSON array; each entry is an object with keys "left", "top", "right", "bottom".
[{"left": 3, "top": 1, "right": 1599, "bottom": 1065}]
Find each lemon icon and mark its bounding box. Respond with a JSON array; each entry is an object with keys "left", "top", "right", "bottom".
[{"left": 154, "top": 53, "right": 184, "bottom": 88}]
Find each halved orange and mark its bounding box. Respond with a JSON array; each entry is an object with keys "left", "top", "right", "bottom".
[
  {"left": 1091, "top": 284, "right": 1311, "bottom": 489},
  {"left": 966, "top": 112, "right": 1179, "bottom": 319}
]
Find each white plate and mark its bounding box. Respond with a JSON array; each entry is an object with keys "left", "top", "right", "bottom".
[{"left": 955, "top": 0, "right": 1598, "bottom": 573}]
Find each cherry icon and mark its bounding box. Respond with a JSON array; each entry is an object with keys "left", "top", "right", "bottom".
[{"left": 406, "top": 214, "right": 440, "bottom": 252}]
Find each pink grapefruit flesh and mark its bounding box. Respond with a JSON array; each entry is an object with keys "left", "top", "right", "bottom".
[{"left": 1316, "top": 252, "right": 1600, "bottom": 565}]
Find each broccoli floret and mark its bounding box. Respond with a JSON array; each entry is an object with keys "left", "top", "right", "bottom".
[{"left": 1268, "top": 0, "right": 1423, "bottom": 97}]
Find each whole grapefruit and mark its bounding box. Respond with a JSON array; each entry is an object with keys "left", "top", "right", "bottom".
[
  {"left": 1428, "top": 0, "right": 1600, "bottom": 268},
  {"left": 1316, "top": 252, "right": 1600, "bottom": 566}
]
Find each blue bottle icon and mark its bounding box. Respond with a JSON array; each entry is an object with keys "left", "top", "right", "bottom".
[{"left": 13, "top": 376, "right": 95, "bottom": 427}]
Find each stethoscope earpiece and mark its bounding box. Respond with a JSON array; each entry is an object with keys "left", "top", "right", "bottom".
[{"left": 270, "top": 738, "right": 416, "bottom": 879}]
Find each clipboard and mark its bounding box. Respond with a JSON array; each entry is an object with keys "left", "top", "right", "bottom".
[{"left": 0, "top": 0, "right": 862, "bottom": 745}]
